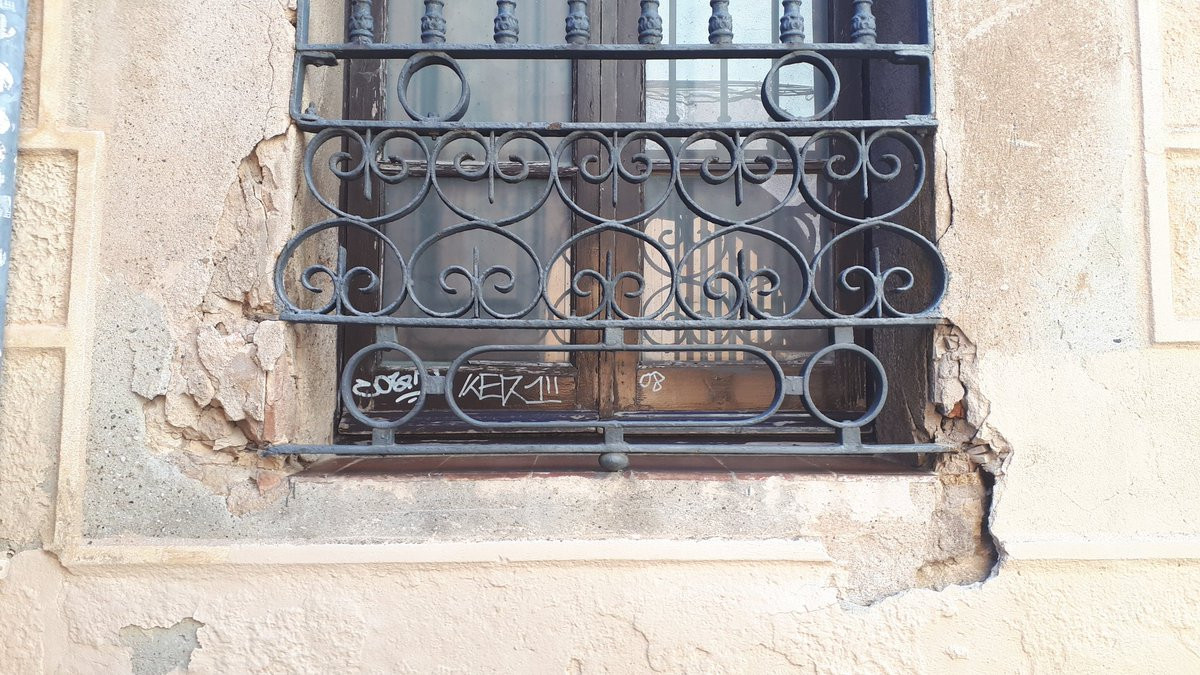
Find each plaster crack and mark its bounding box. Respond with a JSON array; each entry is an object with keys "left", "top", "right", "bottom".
[
  {"left": 936, "top": 143, "right": 957, "bottom": 245},
  {"left": 240, "top": 0, "right": 287, "bottom": 137},
  {"left": 757, "top": 640, "right": 809, "bottom": 669},
  {"left": 599, "top": 613, "right": 662, "bottom": 672}
]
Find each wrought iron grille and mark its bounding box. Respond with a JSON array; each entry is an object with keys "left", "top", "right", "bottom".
[{"left": 270, "top": 0, "right": 947, "bottom": 469}]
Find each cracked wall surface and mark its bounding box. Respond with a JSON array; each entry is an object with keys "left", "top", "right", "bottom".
[
  {"left": 75, "top": 0, "right": 331, "bottom": 520},
  {"left": 3, "top": 552, "right": 1200, "bottom": 673},
  {"left": 1, "top": 0, "right": 1200, "bottom": 670},
  {"left": 933, "top": 0, "right": 1200, "bottom": 543},
  {"left": 58, "top": 0, "right": 995, "bottom": 590}
]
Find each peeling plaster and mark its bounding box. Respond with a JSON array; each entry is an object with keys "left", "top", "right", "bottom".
[
  {"left": 924, "top": 324, "right": 1011, "bottom": 575},
  {"left": 125, "top": 130, "right": 308, "bottom": 515},
  {"left": 119, "top": 618, "right": 203, "bottom": 675},
  {"left": 928, "top": 325, "right": 1013, "bottom": 475}
]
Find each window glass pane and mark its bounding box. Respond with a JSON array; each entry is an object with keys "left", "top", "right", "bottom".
[
  {"left": 647, "top": 0, "right": 823, "bottom": 124},
  {"left": 386, "top": 2, "right": 571, "bottom": 123}
]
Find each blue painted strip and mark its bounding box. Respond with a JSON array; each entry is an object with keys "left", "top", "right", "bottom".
[{"left": 0, "top": 0, "right": 28, "bottom": 382}]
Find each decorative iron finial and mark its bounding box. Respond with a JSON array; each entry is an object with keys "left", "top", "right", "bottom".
[
  {"left": 850, "top": 0, "right": 877, "bottom": 44},
  {"left": 348, "top": 0, "right": 374, "bottom": 44},
  {"left": 639, "top": 0, "right": 663, "bottom": 45},
  {"left": 495, "top": 1, "right": 519, "bottom": 44},
  {"left": 566, "top": 0, "right": 590, "bottom": 44},
  {"left": 708, "top": 0, "right": 733, "bottom": 44},
  {"left": 422, "top": 0, "right": 447, "bottom": 44},
  {"left": 780, "top": 0, "right": 805, "bottom": 44}
]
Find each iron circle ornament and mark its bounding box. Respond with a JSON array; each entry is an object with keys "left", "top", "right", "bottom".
[
  {"left": 801, "top": 343, "right": 888, "bottom": 429},
  {"left": 341, "top": 341, "right": 428, "bottom": 430},
  {"left": 397, "top": 51, "right": 470, "bottom": 122},
  {"left": 760, "top": 51, "right": 840, "bottom": 122}
]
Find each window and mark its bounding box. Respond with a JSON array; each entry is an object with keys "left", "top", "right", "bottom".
[{"left": 275, "top": 0, "right": 945, "bottom": 469}]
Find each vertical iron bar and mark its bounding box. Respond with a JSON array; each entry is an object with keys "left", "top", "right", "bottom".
[
  {"left": 495, "top": 0, "right": 519, "bottom": 44},
  {"left": 708, "top": 0, "right": 733, "bottom": 44},
  {"left": 566, "top": 0, "right": 590, "bottom": 44},
  {"left": 296, "top": 0, "right": 313, "bottom": 45},
  {"left": 421, "top": 0, "right": 446, "bottom": 44},
  {"left": 780, "top": 0, "right": 805, "bottom": 44},
  {"left": 638, "top": 0, "right": 663, "bottom": 45},
  {"left": 666, "top": 1, "right": 678, "bottom": 123},
  {"left": 840, "top": 427, "right": 863, "bottom": 450},
  {"left": 348, "top": 0, "right": 374, "bottom": 44},
  {"left": 771, "top": 2, "right": 781, "bottom": 110},
  {"left": 850, "top": 0, "right": 877, "bottom": 44},
  {"left": 0, "top": 1, "right": 27, "bottom": 387}
]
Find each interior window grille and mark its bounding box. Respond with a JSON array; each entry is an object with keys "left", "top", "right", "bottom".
[{"left": 274, "top": 0, "right": 946, "bottom": 470}]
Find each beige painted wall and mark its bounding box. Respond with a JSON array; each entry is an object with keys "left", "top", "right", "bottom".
[{"left": 2, "top": 0, "right": 1199, "bottom": 672}]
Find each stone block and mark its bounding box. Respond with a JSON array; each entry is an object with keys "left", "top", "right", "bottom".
[
  {"left": 9, "top": 150, "right": 75, "bottom": 325},
  {"left": 1167, "top": 149, "right": 1200, "bottom": 318}
]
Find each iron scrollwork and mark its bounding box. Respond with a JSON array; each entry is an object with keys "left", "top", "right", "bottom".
[{"left": 276, "top": 0, "right": 944, "bottom": 465}]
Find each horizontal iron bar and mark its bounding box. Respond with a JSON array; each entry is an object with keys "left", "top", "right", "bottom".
[
  {"left": 297, "top": 42, "right": 932, "bottom": 61},
  {"left": 292, "top": 117, "right": 938, "bottom": 135},
  {"left": 374, "top": 158, "right": 825, "bottom": 177},
  {"left": 279, "top": 314, "right": 945, "bottom": 329},
  {"left": 264, "top": 442, "right": 948, "bottom": 456}
]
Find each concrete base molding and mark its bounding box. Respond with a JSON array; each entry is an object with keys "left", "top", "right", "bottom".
[{"left": 56, "top": 539, "right": 835, "bottom": 568}]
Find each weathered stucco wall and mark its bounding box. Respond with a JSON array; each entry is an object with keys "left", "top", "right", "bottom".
[{"left": 2, "top": 0, "right": 1199, "bottom": 671}]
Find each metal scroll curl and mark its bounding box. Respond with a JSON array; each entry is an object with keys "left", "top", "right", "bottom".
[
  {"left": 544, "top": 221, "right": 677, "bottom": 320},
  {"left": 553, "top": 130, "right": 678, "bottom": 225},
  {"left": 274, "top": 219, "right": 408, "bottom": 317},
  {"left": 810, "top": 221, "right": 947, "bottom": 318},
  {"left": 674, "top": 130, "right": 802, "bottom": 226},
  {"left": 288, "top": 124, "right": 941, "bottom": 322},
  {"left": 300, "top": 127, "right": 927, "bottom": 230},
  {"left": 406, "top": 221, "right": 544, "bottom": 319},
  {"left": 304, "top": 127, "right": 432, "bottom": 226},
  {"left": 798, "top": 128, "right": 926, "bottom": 226},
  {"left": 430, "top": 130, "right": 557, "bottom": 226},
  {"left": 674, "top": 223, "right": 813, "bottom": 320}
]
